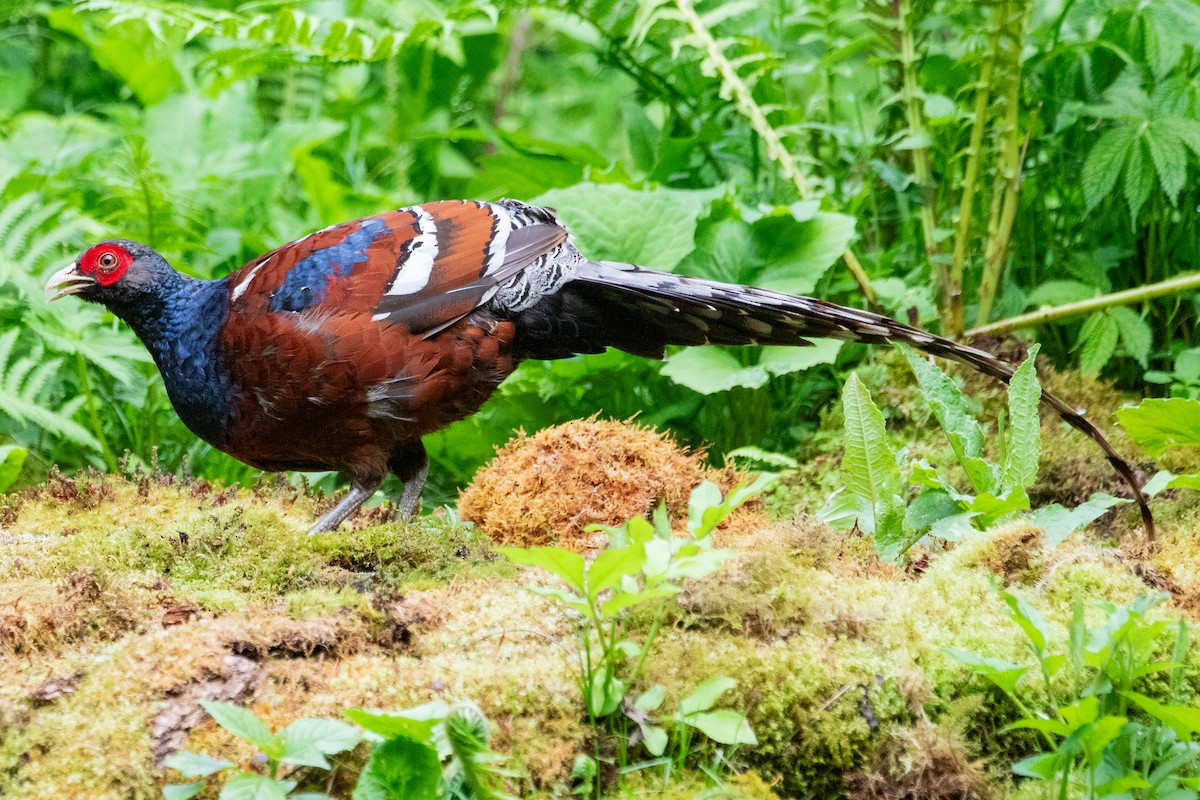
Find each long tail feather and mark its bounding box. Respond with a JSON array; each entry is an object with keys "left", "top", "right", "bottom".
[{"left": 566, "top": 261, "right": 1154, "bottom": 538}]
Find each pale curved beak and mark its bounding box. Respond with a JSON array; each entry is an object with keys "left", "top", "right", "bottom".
[{"left": 45, "top": 262, "right": 96, "bottom": 302}]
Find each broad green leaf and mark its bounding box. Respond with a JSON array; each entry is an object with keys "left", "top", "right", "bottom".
[
  {"left": 903, "top": 489, "right": 959, "bottom": 535},
  {"left": 1078, "top": 312, "right": 1120, "bottom": 376},
  {"left": 840, "top": 373, "right": 901, "bottom": 533},
  {"left": 873, "top": 492, "right": 914, "bottom": 563},
  {"left": 282, "top": 717, "right": 361, "bottom": 755},
  {"left": 496, "top": 546, "right": 586, "bottom": 593},
  {"left": 199, "top": 702, "right": 278, "bottom": 755},
  {"left": 966, "top": 488, "right": 1030, "bottom": 528},
  {"left": 1005, "top": 718, "right": 1072, "bottom": 737},
  {"left": 526, "top": 586, "right": 593, "bottom": 616},
  {"left": 661, "top": 348, "right": 768, "bottom": 394},
  {"left": 945, "top": 647, "right": 1028, "bottom": 696},
  {"left": 751, "top": 210, "right": 855, "bottom": 295},
  {"left": 599, "top": 585, "right": 680, "bottom": 616},
  {"left": 534, "top": 183, "right": 713, "bottom": 271},
  {"left": 1012, "top": 752, "right": 1060, "bottom": 780},
  {"left": 928, "top": 512, "right": 979, "bottom": 542},
  {"left": 163, "top": 782, "right": 206, "bottom": 800},
  {"left": 642, "top": 724, "right": 668, "bottom": 756},
  {"left": 162, "top": 751, "right": 234, "bottom": 778},
  {"left": 757, "top": 339, "right": 843, "bottom": 376},
  {"left": 1002, "top": 345, "right": 1041, "bottom": 493},
  {"left": 352, "top": 737, "right": 442, "bottom": 800},
  {"left": 898, "top": 345, "right": 991, "bottom": 492},
  {"left": 1117, "top": 398, "right": 1200, "bottom": 455},
  {"left": 0, "top": 445, "right": 26, "bottom": 492},
  {"left": 1028, "top": 493, "right": 1129, "bottom": 548},
  {"left": 678, "top": 676, "right": 736, "bottom": 715},
  {"left": 587, "top": 546, "right": 647, "bottom": 603},
  {"left": 1083, "top": 126, "right": 1134, "bottom": 211},
  {"left": 588, "top": 672, "right": 626, "bottom": 717},
  {"left": 1002, "top": 592, "right": 1050, "bottom": 655},
  {"left": 217, "top": 775, "right": 291, "bottom": 800},
  {"left": 635, "top": 685, "right": 665, "bottom": 711},
  {"left": 1108, "top": 307, "right": 1152, "bottom": 367},
  {"left": 683, "top": 710, "right": 757, "bottom": 746},
  {"left": 1121, "top": 692, "right": 1200, "bottom": 741},
  {"left": 344, "top": 707, "right": 443, "bottom": 742}
]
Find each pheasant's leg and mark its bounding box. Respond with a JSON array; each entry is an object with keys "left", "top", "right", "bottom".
[
  {"left": 308, "top": 477, "right": 382, "bottom": 535},
  {"left": 389, "top": 441, "right": 429, "bottom": 520}
]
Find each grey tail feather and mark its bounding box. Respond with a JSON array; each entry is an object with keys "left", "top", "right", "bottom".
[{"left": 571, "top": 260, "right": 1155, "bottom": 539}]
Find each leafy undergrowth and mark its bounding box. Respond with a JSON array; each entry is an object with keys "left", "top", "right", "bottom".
[{"left": 3, "top": 369, "right": 1200, "bottom": 799}]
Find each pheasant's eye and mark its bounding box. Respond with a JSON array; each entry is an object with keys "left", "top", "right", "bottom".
[
  {"left": 98, "top": 253, "right": 117, "bottom": 270},
  {"left": 80, "top": 243, "right": 132, "bottom": 286}
]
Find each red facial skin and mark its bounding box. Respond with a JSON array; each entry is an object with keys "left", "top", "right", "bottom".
[{"left": 78, "top": 243, "right": 132, "bottom": 286}]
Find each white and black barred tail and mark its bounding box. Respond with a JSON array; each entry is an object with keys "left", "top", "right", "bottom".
[{"left": 522, "top": 259, "right": 1154, "bottom": 537}]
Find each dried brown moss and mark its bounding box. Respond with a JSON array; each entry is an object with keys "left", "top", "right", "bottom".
[{"left": 458, "top": 417, "right": 762, "bottom": 550}]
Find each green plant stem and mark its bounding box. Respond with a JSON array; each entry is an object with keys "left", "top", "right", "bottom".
[
  {"left": 977, "top": 0, "right": 1030, "bottom": 326},
  {"left": 75, "top": 353, "right": 117, "bottom": 471},
  {"left": 672, "top": 0, "right": 880, "bottom": 310},
  {"left": 630, "top": 600, "right": 670, "bottom": 683},
  {"left": 894, "top": 0, "right": 947, "bottom": 323},
  {"left": 948, "top": 12, "right": 1002, "bottom": 337},
  {"left": 965, "top": 272, "right": 1200, "bottom": 337}
]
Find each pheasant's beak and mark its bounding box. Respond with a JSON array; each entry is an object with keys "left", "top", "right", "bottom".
[{"left": 45, "top": 262, "right": 96, "bottom": 302}]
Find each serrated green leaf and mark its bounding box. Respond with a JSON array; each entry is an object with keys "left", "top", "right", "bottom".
[
  {"left": 1146, "top": 125, "right": 1188, "bottom": 204},
  {"left": 199, "top": 702, "right": 278, "bottom": 754},
  {"left": 1124, "top": 137, "right": 1155, "bottom": 223},
  {"left": 163, "top": 751, "right": 234, "bottom": 778},
  {"left": 903, "top": 489, "right": 959, "bottom": 535},
  {"left": 495, "top": 546, "right": 586, "bottom": 593},
  {"left": 1084, "top": 126, "right": 1134, "bottom": 211},
  {"left": 751, "top": 210, "right": 855, "bottom": 295},
  {"left": 1117, "top": 398, "right": 1200, "bottom": 455},
  {"left": 351, "top": 736, "right": 442, "bottom": 800},
  {"left": 661, "top": 347, "right": 768, "bottom": 394},
  {"left": 344, "top": 707, "right": 443, "bottom": 743},
  {"left": 1078, "top": 312, "right": 1119, "bottom": 376},
  {"left": 1002, "top": 345, "right": 1041, "bottom": 493},
  {"left": 840, "top": 373, "right": 901, "bottom": 533},
  {"left": 898, "top": 345, "right": 992, "bottom": 492},
  {"left": 1107, "top": 307, "right": 1152, "bottom": 367},
  {"left": 280, "top": 718, "right": 360, "bottom": 767},
  {"left": 757, "top": 339, "right": 843, "bottom": 376},
  {"left": 534, "top": 183, "right": 713, "bottom": 271},
  {"left": 587, "top": 546, "right": 646, "bottom": 603}
]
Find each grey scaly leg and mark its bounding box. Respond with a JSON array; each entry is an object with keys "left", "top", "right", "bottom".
[
  {"left": 308, "top": 478, "right": 382, "bottom": 535},
  {"left": 389, "top": 441, "right": 428, "bottom": 521}
]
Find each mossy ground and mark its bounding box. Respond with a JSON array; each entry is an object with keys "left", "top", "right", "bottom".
[{"left": 1, "top": 362, "right": 1197, "bottom": 799}]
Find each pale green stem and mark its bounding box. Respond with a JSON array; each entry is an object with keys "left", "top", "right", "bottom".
[{"left": 965, "top": 271, "right": 1200, "bottom": 337}]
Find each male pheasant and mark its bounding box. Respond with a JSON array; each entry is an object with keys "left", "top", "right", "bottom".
[{"left": 46, "top": 199, "right": 1154, "bottom": 536}]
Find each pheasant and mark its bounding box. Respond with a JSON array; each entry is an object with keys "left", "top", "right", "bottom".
[{"left": 46, "top": 199, "right": 1154, "bottom": 536}]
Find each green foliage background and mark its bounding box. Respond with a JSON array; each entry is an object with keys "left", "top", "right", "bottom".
[{"left": 0, "top": 0, "right": 1197, "bottom": 502}]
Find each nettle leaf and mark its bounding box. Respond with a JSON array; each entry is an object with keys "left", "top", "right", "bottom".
[
  {"left": 661, "top": 348, "right": 767, "bottom": 394},
  {"left": 495, "top": 546, "right": 586, "bottom": 594},
  {"left": 1078, "top": 312, "right": 1119, "bottom": 376},
  {"left": 1002, "top": 345, "right": 1041, "bottom": 493},
  {"left": 757, "top": 339, "right": 843, "bottom": 377},
  {"left": 1124, "top": 136, "right": 1155, "bottom": 223},
  {"left": 199, "top": 701, "right": 278, "bottom": 755},
  {"left": 1107, "top": 307, "right": 1152, "bottom": 367},
  {"left": 343, "top": 706, "right": 444, "bottom": 743},
  {"left": 352, "top": 736, "right": 442, "bottom": 800},
  {"left": 534, "top": 183, "right": 714, "bottom": 271},
  {"left": 1083, "top": 126, "right": 1135, "bottom": 211},
  {"left": 1117, "top": 398, "right": 1200, "bottom": 455},
  {"left": 840, "top": 373, "right": 901, "bottom": 534},
  {"left": 280, "top": 717, "right": 361, "bottom": 768},
  {"left": 1146, "top": 125, "right": 1187, "bottom": 204}
]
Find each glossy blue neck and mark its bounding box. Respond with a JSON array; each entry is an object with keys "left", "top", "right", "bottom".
[{"left": 114, "top": 273, "right": 235, "bottom": 448}]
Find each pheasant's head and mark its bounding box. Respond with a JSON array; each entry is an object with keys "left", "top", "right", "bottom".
[{"left": 46, "top": 240, "right": 175, "bottom": 309}]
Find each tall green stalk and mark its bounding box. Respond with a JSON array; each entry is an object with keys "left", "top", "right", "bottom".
[
  {"left": 948, "top": 8, "right": 1002, "bottom": 337},
  {"left": 977, "top": 0, "right": 1030, "bottom": 327}
]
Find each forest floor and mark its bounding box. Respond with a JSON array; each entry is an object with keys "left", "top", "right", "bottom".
[{"left": 2, "top": 362, "right": 1199, "bottom": 800}]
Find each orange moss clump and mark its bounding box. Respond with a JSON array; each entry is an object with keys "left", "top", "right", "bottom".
[{"left": 458, "top": 418, "right": 756, "bottom": 550}]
